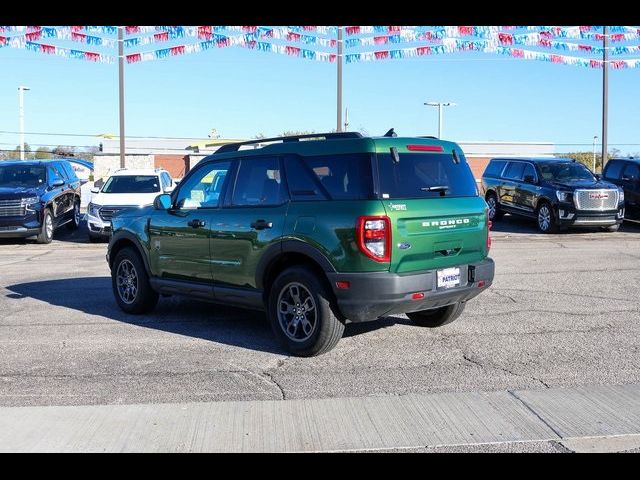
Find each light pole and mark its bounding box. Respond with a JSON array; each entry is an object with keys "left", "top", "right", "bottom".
[
  {"left": 424, "top": 101, "right": 456, "bottom": 139},
  {"left": 593, "top": 135, "right": 598, "bottom": 173},
  {"left": 18, "top": 86, "right": 30, "bottom": 160}
]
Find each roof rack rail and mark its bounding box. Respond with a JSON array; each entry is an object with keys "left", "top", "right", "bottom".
[
  {"left": 215, "top": 132, "right": 363, "bottom": 154},
  {"left": 418, "top": 136, "right": 439, "bottom": 139}
]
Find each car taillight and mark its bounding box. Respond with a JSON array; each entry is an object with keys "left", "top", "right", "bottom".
[
  {"left": 356, "top": 216, "right": 391, "bottom": 262},
  {"left": 486, "top": 209, "right": 492, "bottom": 251}
]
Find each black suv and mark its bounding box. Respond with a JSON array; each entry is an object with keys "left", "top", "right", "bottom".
[
  {"left": 0, "top": 160, "right": 82, "bottom": 243},
  {"left": 482, "top": 157, "right": 624, "bottom": 233},
  {"left": 601, "top": 158, "right": 640, "bottom": 222}
]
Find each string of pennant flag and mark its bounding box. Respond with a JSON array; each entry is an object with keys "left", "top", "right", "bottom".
[{"left": 1, "top": 26, "right": 640, "bottom": 69}]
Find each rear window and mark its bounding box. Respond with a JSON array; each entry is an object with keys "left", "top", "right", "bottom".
[
  {"left": 484, "top": 160, "right": 507, "bottom": 177},
  {"left": 377, "top": 152, "right": 478, "bottom": 199}
]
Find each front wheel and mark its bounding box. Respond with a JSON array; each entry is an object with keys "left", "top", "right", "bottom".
[
  {"left": 36, "top": 209, "right": 54, "bottom": 244},
  {"left": 111, "top": 247, "right": 159, "bottom": 314},
  {"left": 537, "top": 203, "right": 558, "bottom": 233},
  {"left": 407, "top": 302, "right": 466, "bottom": 328},
  {"left": 268, "top": 266, "right": 344, "bottom": 357}
]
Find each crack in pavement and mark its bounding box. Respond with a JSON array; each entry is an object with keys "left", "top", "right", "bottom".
[
  {"left": 465, "top": 308, "right": 639, "bottom": 318},
  {"left": 488, "top": 287, "right": 637, "bottom": 303},
  {"left": 462, "top": 353, "right": 550, "bottom": 389},
  {"left": 490, "top": 289, "right": 518, "bottom": 303},
  {"left": 507, "top": 390, "right": 563, "bottom": 439}
]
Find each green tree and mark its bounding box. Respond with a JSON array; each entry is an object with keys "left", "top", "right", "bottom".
[
  {"left": 556, "top": 149, "right": 622, "bottom": 174},
  {"left": 34, "top": 147, "right": 52, "bottom": 159}
]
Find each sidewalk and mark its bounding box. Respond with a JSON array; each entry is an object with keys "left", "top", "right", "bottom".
[{"left": 1, "top": 383, "right": 639, "bottom": 452}]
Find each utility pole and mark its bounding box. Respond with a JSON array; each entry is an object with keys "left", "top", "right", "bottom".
[
  {"left": 601, "top": 26, "right": 609, "bottom": 169},
  {"left": 18, "top": 86, "right": 30, "bottom": 160},
  {"left": 424, "top": 101, "right": 456, "bottom": 139},
  {"left": 336, "top": 26, "right": 343, "bottom": 132},
  {"left": 118, "top": 26, "right": 126, "bottom": 169}
]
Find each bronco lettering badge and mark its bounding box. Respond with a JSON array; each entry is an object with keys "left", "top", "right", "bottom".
[{"left": 422, "top": 218, "right": 471, "bottom": 230}]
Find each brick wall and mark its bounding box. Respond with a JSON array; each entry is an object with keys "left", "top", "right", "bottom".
[
  {"left": 154, "top": 155, "right": 189, "bottom": 179},
  {"left": 93, "top": 155, "right": 154, "bottom": 180}
]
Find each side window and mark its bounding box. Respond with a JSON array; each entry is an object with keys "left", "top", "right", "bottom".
[
  {"left": 54, "top": 163, "right": 69, "bottom": 180},
  {"left": 175, "top": 161, "right": 232, "bottom": 209},
  {"left": 60, "top": 162, "right": 77, "bottom": 181},
  {"left": 47, "top": 166, "right": 64, "bottom": 186},
  {"left": 283, "top": 156, "right": 328, "bottom": 201},
  {"left": 604, "top": 160, "right": 624, "bottom": 180},
  {"left": 231, "top": 157, "right": 285, "bottom": 207},
  {"left": 503, "top": 162, "right": 525, "bottom": 181},
  {"left": 522, "top": 163, "right": 537, "bottom": 182},
  {"left": 623, "top": 163, "right": 640, "bottom": 180},
  {"left": 301, "top": 153, "right": 372, "bottom": 200},
  {"left": 161, "top": 172, "right": 172, "bottom": 188},
  {"left": 484, "top": 160, "right": 506, "bottom": 177}
]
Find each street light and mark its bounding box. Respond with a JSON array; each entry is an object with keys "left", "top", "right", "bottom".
[
  {"left": 18, "top": 86, "right": 30, "bottom": 160},
  {"left": 424, "top": 101, "right": 456, "bottom": 139},
  {"left": 593, "top": 135, "right": 598, "bottom": 173}
]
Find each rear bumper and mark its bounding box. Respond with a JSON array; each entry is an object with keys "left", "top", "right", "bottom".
[{"left": 327, "top": 258, "right": 495, "bottom": 323}]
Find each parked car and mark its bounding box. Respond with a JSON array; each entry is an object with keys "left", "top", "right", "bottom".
[
  {"left": 0, "top": 159, "right": 81, "bottom": 243},
  {"left": 106, "top": 132, "right": 494, "bottom": 356},
  {"left": 482, "top": 157, "right": 625, "bottom": 233},
  {"left": 601, "top": 157, "right": 640, "bottom": 222},
  {"left": 87, "top": 168, "right": 175, "bottom": 241}
]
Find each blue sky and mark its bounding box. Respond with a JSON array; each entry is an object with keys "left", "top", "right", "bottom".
[{"left": 1, "top": 37, "right": 640, "bottom": 155}]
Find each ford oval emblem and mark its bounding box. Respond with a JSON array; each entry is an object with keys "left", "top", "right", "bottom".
[{"left": 398, "top": 242, "right": 412, "bottom": 250}]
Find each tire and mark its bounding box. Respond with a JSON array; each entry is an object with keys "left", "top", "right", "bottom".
[
  {"left": 485, "top": 193, "right": 503, "bottom": 221},
  {"left": 36, "top": 208, "right": 54, "bottom": 244},
  {"left": 407, "top": 302, "right": 466, "bottom": 328},
  {"left": 536, "top": 202, "right": 558, "bottom": 234},
  {"left": 603, "top": 224, "right": 620, "bottom": 232},
  {"left": 111, "top": 247, "right": 159, "bottom": 314},
  {"left": 67, "top": 199, "right": 81, "bottom": 230},
  {"left": 268, "top": 266, "right": 345, "bottom": 357}
]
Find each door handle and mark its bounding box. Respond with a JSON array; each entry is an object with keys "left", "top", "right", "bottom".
[
  {"left": 250, "top": 219, "right": 273, "bottom": 230},
  {"left": 187, "top": 219, "right": 206, "bottom": 228}
]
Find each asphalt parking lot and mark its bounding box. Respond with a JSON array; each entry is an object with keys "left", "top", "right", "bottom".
[
  {"left": 1, "top": 214, "right": 639, "bottom": 409},
  {"left": 0, "top": 216, "right": 640, "bottom": 451}
]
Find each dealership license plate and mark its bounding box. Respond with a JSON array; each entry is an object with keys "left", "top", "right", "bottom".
[{"left": 437, "top": 267, "right": 461, "bottom": 289}]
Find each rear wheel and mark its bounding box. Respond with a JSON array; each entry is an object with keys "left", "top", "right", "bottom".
[
  {"left": 268, "top": 266, "right": 344, "bottom": 357},
  {"left": 536, "top": 202, "right": 558, "bottom": 233},
  {"left": 407, "top": 302, "right": 466, "bottom": 328},
  {"left": 486, "top": 193, "right": 503, "bottom": 221},
  {"left": 36, "top": 209, "right": 54, "bottom": 244},
  {"left": 111, "top": 247, "right": 158, "bottom": 314},
  {"left": 66, "top": 199, "right": 81, "bottom": 230}
]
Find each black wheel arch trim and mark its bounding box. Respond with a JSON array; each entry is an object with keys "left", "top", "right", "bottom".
[
  {"left": 108, "top": 231, "right": 152, "bottom": 277},
  {"left": 255, "top": 239, "right": 337, "bottom": 290}
]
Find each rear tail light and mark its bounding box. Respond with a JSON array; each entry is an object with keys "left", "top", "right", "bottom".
[
  {"left": 486, "top": 209, "right": 492, "bottom": 251},
  {"left": 407, "top": 144, "right": 444, "bottom": 152},
  {"left": 356, "top": 216, "right": 391, "bottom": 262}
]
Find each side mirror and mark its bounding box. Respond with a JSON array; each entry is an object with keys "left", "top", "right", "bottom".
[
  {"left": 51, "top": 178, "right": 65, "bottom": 188},
  {"left": 523, "top": 174, "right": 536, "bottom": 184},
  {"left": 154, "top": 193, "right": 172, "bottom": 210},
  {"left": 90, "top": 187, "right": 100, "bottom": 194}
]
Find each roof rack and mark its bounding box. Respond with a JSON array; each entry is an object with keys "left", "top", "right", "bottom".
[
  {"left": 215, "top": 132, "right": 363, "bottom": 154},
  {"left": 418, "top": 136, "right": 439, "bottom": 139}
]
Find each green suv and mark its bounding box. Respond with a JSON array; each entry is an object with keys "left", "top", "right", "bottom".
[{"left": 106, "top": 132, "right": 494, "bottom": 356}]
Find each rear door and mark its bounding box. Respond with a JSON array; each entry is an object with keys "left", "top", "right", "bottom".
[
  {"left": 209, "top": 156, "right": 289, "bottom": 290},
  {"left": 376, "top": 147, "right": 488, "bottom": 274},
  {"left": 515, "top": 162, "right": 539, "bottom": 213},
  {"left": 500, "top": 161, "right": 525, "bottom": 211}
]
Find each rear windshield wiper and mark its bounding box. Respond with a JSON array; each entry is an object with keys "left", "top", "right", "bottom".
[{"left": 420, "top": 185, "right": 449, "bottom": 192}]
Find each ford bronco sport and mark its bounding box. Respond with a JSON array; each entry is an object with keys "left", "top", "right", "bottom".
[{"left": 107, "top": 132, "right": 494, "bottom": 356}]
